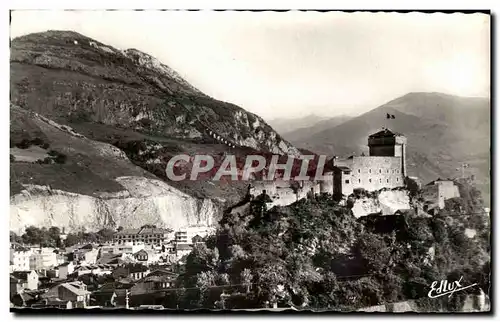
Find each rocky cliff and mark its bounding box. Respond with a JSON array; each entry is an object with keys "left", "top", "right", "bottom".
[
  {"left": 10, "top": 177, "right": 220, "bottom": 234},
  {"left": 350, "top": 189, "right": 411, "bottom": 218},
  {"left": 10, "top": 105, "right": 225, "bottom": 233}
]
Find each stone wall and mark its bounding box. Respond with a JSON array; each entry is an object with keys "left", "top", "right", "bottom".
[
  {"left": 348, "top": 156, "right": 404, "bottom": 192},
  {"left": 249, "top": 180, "right": 322, "bottom": 208}
]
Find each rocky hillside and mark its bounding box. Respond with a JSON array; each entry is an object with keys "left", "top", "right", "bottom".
[
  {"left": 9, "top": 30, "right": 305, "bottom": 232},
  {"left": 10, "top": 30, "right": 300, "bottom": 157},
  {"left": 293, "top": 92, "right": 491, "bottom": 205}
]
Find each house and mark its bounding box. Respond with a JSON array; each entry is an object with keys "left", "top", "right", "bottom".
[
  {"left": 58, "top": 262, "right": 75, "bottom": 279},
  {"left": 10, "top": 271, "right": 39, "bottom": 296},
  {"left": 11, "top": 289, "right": 45, "bottom": 307},
  {"left": 131, "top": 270, "right": 178, "bottom": 294},
  {"left": 191, "top": 235, "right": 204, "bottom": 245},
  {"left": 42, "top": 281, "right": 91, "bottom": 308},
  {"left": 72, "top": 244, "right": 97, "bottom": 263},
  {"left": 112, "top": 264, "right": 150, "bottom": 281},
  {"left": 93, "top": 280, "right": 134, "bottom": 307},
  {"left": 133, "top": 249, "right": 160, "bottom": 266}
]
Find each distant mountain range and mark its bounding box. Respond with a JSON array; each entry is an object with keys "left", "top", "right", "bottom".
[
  {"left": 289, "top": 92, "right": 491, "bottom": 205},
  {"left": 267, "top": 114, "right": 327, "bottom": 135},
  {"left": 280, "top": 115, "right": 354, "bottom": 144}
]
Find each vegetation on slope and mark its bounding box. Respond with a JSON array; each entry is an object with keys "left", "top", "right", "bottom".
[{"left": 173, "top": 182, "right": 489, "bottom": 311}]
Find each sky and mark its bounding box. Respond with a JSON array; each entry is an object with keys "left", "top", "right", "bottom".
[{"left": 10, "top": 10, "right": 490, "bottom": 120}]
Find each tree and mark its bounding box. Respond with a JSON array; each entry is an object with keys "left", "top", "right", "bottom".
[
  {"left": 10, "top": 231, "right": 23, "bottom": 244},
  {"left": 353, "top": 232, "right": 391, "bottom": 274},
  {"left": 22, "top": 226, "right": 42, "bottom": 245},
  {"left": 97, "top": 228, "right": 115, "bottom": 242}
]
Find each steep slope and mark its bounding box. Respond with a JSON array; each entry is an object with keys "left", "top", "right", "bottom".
[
  {"left": 282, "top": 115, "right": 352, "bottom": 144},
  {"left": 10, "top": 105, "right": 223, "bottom": 233},
  {"left": 295, "top": 93, "right": 491, "bottom": 204},
  {"left": 10, "top": 30, "right": 300, "bottom": 157}
]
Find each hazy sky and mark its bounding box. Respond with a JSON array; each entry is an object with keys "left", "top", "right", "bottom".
[{"left": 10, "top": 10, "right": 490, "bottom": 120}]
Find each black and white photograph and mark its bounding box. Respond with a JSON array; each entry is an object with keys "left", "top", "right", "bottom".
[{"left": 8, "top": 9, "right": 491, "bottom": 313}]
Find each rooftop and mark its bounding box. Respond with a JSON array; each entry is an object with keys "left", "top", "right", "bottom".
[
  {"left": 11, "top": 271, "right": 36, "bottom": 281},
  {"left": 61, "top": 282, "right": 91, "bottom": 296},
  {"left": 368, "top": 128, "right": 403, "bottom": 139},
  {"left": 115, "top": 227, "right": 172, "bottom": 236}
]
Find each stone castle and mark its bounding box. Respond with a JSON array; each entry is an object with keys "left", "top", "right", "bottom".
[
  {"left": 249, "top": 128, "right": 408, "bottom": 206},
  {"left": 332, "top": 128, "right": 407, "bottom": 196}
]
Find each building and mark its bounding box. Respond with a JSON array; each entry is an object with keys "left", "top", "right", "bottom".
[
  {"left": 81, "top": 249, "right": 99, "bottom": 265},
  {"left": 10, "top": 247, "right": 32, "bottom": 272},
  {"left": 73, "top": 264, "right": 114, "bottom": 277},
  {"left": 58, "top": 262, "right": 75, "bottom": 280},
  {"left": 11, "top": 290, "right": 44, "bottom": 307},
  {"left": 175, "top": 244, "right": 193, "bottom": 260},
  {"left": 10, "top": 271, "right": 39, "bottom": 296},
  {"left": 130, "top": 270, "right": 178, "bottom": 296},
  {"left": 421, "top": 178, "right": 461, "bottom": 210},
  {"left": 332, "top": 129, "right": 407, "bottom": 197},
  {"left": 100, "top": 243, "right": 145, "bottom": 256},
  {"left": 29, "top": 249, "right": 58, "bottom": 270},
  {"left": 42, "top": 281, "right": 91, "bottom": 308},
  {"left": 174, "top": 226, "right": 214, "bottom": 245},
  {"left": 112, "top": 264, "right": 151, "bottom": 281},
  {"left": 133, "top": 249, "right": 161, "bottom": 266},
  {"left": 113, "top": 226, "right": 173, "bottom": 246}
]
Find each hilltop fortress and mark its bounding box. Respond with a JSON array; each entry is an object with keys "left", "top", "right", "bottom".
[{"left": 249, "top": 128, "right": 408, "bottom": 206}]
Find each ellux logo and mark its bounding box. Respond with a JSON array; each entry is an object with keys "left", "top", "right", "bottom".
[{"left": 427, "top": 276, "right": 477, "bottom": 299}]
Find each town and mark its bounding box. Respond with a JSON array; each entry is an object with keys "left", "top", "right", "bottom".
[{"left": 9, "top": 224, "right": 214, "bottom": 309}]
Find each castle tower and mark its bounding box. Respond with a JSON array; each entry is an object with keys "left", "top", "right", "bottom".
[{"left": 367, "top": 128, "right": 407, "bottom": 177}]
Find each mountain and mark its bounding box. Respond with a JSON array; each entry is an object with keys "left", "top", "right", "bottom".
[
  {"left": 267, "top": 114, "right": 327, "bottom": 134},
  {"left": 294, "top": 92, "right": 491, "bottom": 205},
  {"left": 282, "top": 115, "right": 353, "bottom": 144},
  {"left": 10, "top": 30, "right": 299, "bottom": 157},
  {"left": 9, "top": 30, "right": 302, "bottom": 232}
]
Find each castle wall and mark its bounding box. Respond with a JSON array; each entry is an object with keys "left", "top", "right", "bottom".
[
  {"left": 436, "top": 181, "right": 460, "bottom": 209},
  {"left": 347, "top": 156, "right": 404, "bottom": 192},
  {"left": 249, "top": 180, "right": 322, "bottom": 208}
]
